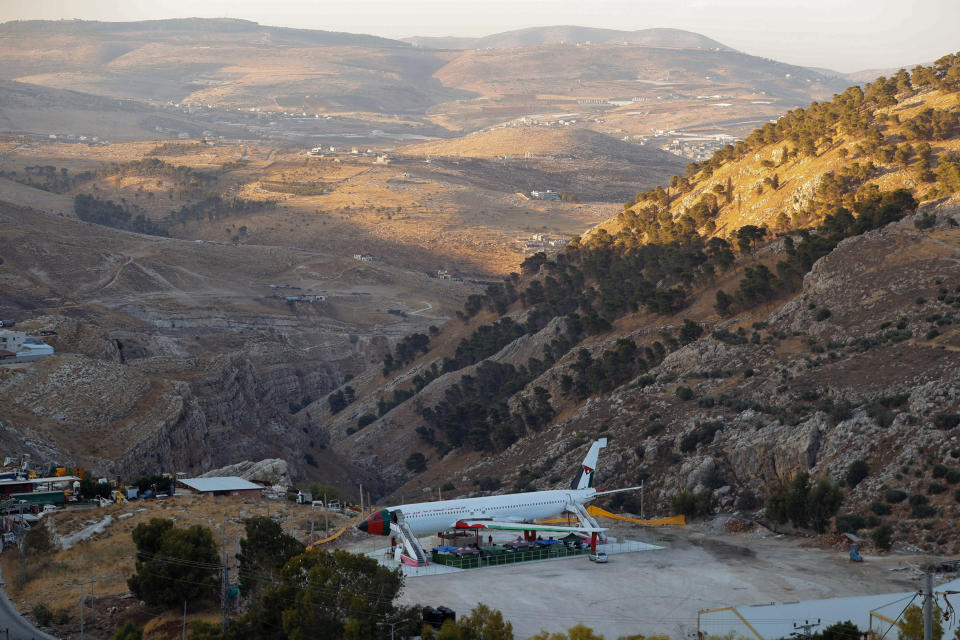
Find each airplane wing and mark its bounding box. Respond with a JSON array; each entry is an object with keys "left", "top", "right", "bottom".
[{"left": 454, "top": 519, "right": 606, "bottom": 534}]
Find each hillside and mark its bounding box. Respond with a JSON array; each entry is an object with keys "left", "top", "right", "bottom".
[
  {"left": 0, "top": 18, "right": 466, "bottom": 114},
  {"left": 0, "top": 197, "right": 470, "bottom": 489},
  {"left": 405, "top": 26, "right": 734, "bottom": 51},
  {"left": 396, "top": 126, "right": 687, "bottom": 202},
  {"left": 400, "top": 125, "right": 678, "bottom": 163},
  {"left": 309, "top": 53, "right": 960, "bottom": 550},
  {"left": 432, "top": 44, "right": 843, "bottom": 101}
]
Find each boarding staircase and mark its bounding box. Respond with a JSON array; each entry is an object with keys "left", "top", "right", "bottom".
[
  {"left": 569, "top": 503, "right": 607, "bottom": 543},
  {"left": 393, "top": 512, "right": 428, "bottom": 565}
]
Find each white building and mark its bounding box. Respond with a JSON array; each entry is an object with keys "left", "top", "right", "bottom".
[
  {"left": 0, "top": 330, "right": 54, "bottom": 363},
  {"left": 530, "top": 190, "right": 561, "bottom": 201},
  {"left": 0, "top": 330, "right": 26, "bottom": 354}
]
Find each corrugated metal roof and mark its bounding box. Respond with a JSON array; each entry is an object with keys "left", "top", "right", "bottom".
[
  {"left": 0, "top": 476, "right": 80, "bottom": 486},
  {"left": 699, "top": 577, "right": 960, "bottom": 640},
  {"left": 179, "top": 476, "right": 262, "bottom": 492}
]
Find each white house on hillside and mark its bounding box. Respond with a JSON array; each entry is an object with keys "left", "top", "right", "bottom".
[{"left": 0, "top": 330, "right": 54, "bottom": 363}]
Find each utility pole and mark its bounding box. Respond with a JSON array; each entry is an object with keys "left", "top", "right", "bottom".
[
  {"left": 640, "top": 481, "right": 645, "bottom": 520},
  {"left": 791, "top": 619, "right": 820, "bottom": 640},
  {"left": 923, "top": 572, "right": 933, "bottom": 640},
  {"left": 220, "top": 528, "right": 230, "bottom": 634},
  {"left": 359, "top": 482, "right": 364, "bottom": 517},
  {"left": 324, "top": 492, "right": 328, "bottom": 534},
  {"left": 65, "top": 577, "right": 97, "bottom": 640},
  {"left": 378, "top": 620, "right": 400, "bottom": 640},
  {"left": 182, "top": 600, "right": 188, "bottom": 640}
]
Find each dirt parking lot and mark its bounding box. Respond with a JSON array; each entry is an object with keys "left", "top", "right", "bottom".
[{"left": 383, "top": 521, "right": 930, "bottom": 639}]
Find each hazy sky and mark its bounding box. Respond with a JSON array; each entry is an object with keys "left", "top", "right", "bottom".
[{"left": 1, "top": 0, "right": 957, "bottom": 72}]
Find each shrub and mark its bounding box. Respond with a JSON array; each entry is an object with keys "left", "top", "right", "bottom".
[
  {"left": 670, "top": 490, "right": 716, "bottom": 519},
  {"left": 476, "top": 476, "right": 501, "bottom": 491},
  {"left": 934, "top": 414, "right": 960, "bottom": 430},
  {"left": 357, "top": 413, "right": 377, "bottom": 428},
  {"left": 702, "top": 466, "right": 725, "bottom": 490},
  {"left": 24, "top": 523, "right": 57, "bottom": 555},
  {"left": 54, "top": 607, "right": 71, "bottom": 625},
  {"left": 679, "top": 420, "right": 725, "bottom": 454},
  {"left": 405, "top": 452, "right": 427, "bottom": 473},
  {"left": 644, "top": 423, "right": 665, "bottom": 437},
  {"left": 765, "top": 473, "right": 843, "bottom": 532},
  {"left": 845, "top": 460, "right": 869, "bottom": 487},
  {"left": 679, "top": 319, "right": 704, "bottom": 344},
  {"left": 885, "top": 488, "right": 908, "bottom": 503},
  {"left": 872, "top": 524, "right": 894, "bottom": 551},
  {"left": 928, "top": 482, "right": 946, "bottom": 494},
  {"left": 870, "top": 501, "right": 891, "bottom": 515},
  {"left": 679, "top": 432, "right": 700, "bottom": 453},
  {"left": 932, "top": 464, "right": 948, "bottom": 478},
  {"left": 815, "top": 308, "right": 832, "bottom": 321},
  {"left": 32, "top": 604, "right": 53, "bottom": 627},
  {"left": 819, "top": 621, "right": 862, "bottom": 640},
  {"left": 946, "top": 470, "right": 960, "bottom": 484},
  {"left": 735, "top": 489, "right": 760, "bottom": 511},
  {"left": 115, "top": 621, "right": 144, "bottom": 640},
  {"left": 909, "top": 494, "right": 937, "bottom": 517},
  {"left": 955, "top": 488, "right": 960, "bottom": 503},
  {"left": 835, "top": 513, "right": 867, "bottom": 533},
  {"left": 675, "top": 386, "right": 694, "bottom": 401}
]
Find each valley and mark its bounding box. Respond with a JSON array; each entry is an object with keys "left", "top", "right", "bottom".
[{"left": 1, "top": 17, "right": 959, "bottom": 561}]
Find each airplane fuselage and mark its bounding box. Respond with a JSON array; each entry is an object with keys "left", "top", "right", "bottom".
[{"left": 388, "top": 488, "right": 596, "bottom": 537}]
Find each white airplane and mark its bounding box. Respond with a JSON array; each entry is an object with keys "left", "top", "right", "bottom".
[{"left": 357, "top": 438, "right": 640, "bottom": 557}]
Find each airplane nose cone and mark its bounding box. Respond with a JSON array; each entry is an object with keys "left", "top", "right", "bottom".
[{"left": 357, "top": 520, "right": 368, "bottom": 533}]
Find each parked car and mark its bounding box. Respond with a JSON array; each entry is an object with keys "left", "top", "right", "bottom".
[{"left": 588, "top": 551, "right": 608, "bottom": 563}]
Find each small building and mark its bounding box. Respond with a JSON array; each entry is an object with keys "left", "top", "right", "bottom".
[
  {"left": 0, "top": 475, "right": 80, "bottom": 498},
  {"left": 0, "top": 330, "right": 26, "bottom": 353},
  {"left": 530, "top": 190, "right": 561, "bottom": 201},
  {"left": 353, "top": 253, "right": 374, "bottom": 262},
  {"left": 0, "top": 330, "right": 54, "bottom": 362},
  {"left": 177, "top": 476, "right": 264, "bottom": 498},
  {"left": 0, "top": 478, "right": 34, "bottom": 498},
  {"left": 18, "top": 339, "right": 54, "bottom": 362}
]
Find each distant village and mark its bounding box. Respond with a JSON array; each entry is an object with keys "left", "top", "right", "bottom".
[{"left": 647, "top": 130, "right": 741, "bottom": 160}]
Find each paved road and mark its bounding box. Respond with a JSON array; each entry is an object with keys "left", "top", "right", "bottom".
[{"left": 0, "top": 565, "right": 59, "bottom": 640}]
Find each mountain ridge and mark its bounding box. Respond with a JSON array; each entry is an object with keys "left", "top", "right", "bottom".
[{"left": 404, "top": 25, "right": 735, "bottom": 51}]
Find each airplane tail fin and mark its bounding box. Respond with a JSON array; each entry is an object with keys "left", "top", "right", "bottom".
[{"left": 570, "top": 438, "right": 607, "bottom": 490}]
